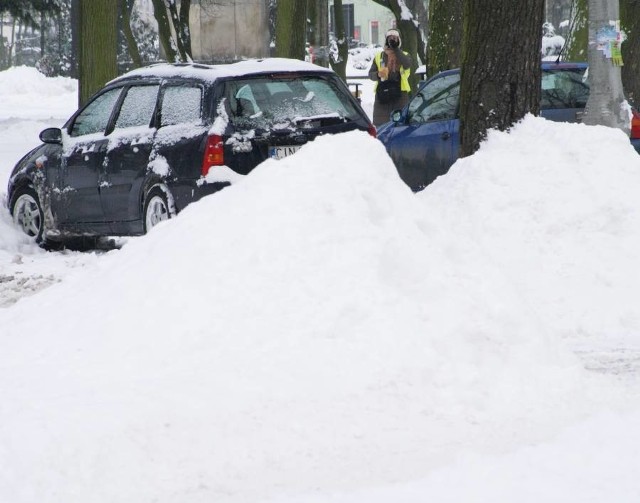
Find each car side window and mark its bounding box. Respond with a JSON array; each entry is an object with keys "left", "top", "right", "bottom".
[
  {"left": 160, "top": 85, "right": 202, "bottom": 126},
  {"left": 114, "top": 84, "right": 160, "bottom": 129},
  {"left": 69, "top": 87, "right": 122, "bottom": 137},
  {"left": 407, "top": 74, "right": 460, "bottom": 124}
]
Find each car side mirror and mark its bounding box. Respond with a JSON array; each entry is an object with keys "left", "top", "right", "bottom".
[
  {"left": 39, "top": 127, "right": 62, "bottom": 144},
  {"left": 391, "top": 110, "right": 403, "bottom": 123}
]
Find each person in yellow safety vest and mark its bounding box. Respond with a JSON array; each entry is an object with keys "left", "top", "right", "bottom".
[{"left": 368, "top": 28, "right": 413, "bottom": 127}]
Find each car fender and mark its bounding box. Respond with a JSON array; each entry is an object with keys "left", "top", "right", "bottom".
[{"left": 141, "top": 179, "right": 177, "bottom": 219}]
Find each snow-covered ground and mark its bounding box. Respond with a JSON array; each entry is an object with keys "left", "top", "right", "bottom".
[{"left": 1, "top": 64, "right": 640, "bottom": 503}]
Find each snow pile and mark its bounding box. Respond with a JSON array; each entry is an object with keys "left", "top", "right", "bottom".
[
  {"left": 0, "top": 66, "right": 75, "bottom": 252},
  {"left": 0, "top": 206, "right": 42, "bottom": 253},
  {"left": 0, "top": 66, "right": 77, "bottom": 121},
  {"left": 2, "top": 65, "right": 640, "bottom": 503},
  {"left": 0, "top": 67, "right": 88, "bottom": 307},
  {"left": 424, "top": 117, "right": 640, "bottom": 351},
  {"left": 1, "top": 123, "right": 638, "bottom": 502}
]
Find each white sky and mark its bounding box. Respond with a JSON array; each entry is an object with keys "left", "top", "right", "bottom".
[{"left": 1, "top": 64, "right": 640, "bottom": 503}]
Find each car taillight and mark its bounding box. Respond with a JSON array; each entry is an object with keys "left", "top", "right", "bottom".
[
  {"left": 368, "top": 124, "right": 377, "bottom": 138},
  {"left": 631, "top": 109, "right": 640, "bottom": 140},
  {"left": 202, "top": 134, "right": 224, "bottom": 176}
]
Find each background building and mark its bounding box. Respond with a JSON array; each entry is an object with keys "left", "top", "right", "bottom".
[
  {"left": 329, "top": 0, "right": 395, "bottom": 46},
  {"left": 190, "top": 0, "right": 270, "bottom": 61},
  {"left": 134, "top": 0, "right": 270, "bottom": 62}
]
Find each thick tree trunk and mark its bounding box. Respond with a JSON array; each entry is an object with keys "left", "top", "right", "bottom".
[
  {"left": 621, "top": 0, "right": 640, "bottom": 107},
  {"left": 427, "top": 0, "right": 462, "bottom": 76},
  {"left": 274, "top": 0, "right": 306, "bottom": 61},
  {"left": 460, "top": 0, "right": 545, "bottom": 157},
  {"left": 582, "top": 0, "right": 629, "bottom": 133},
  {"left": 78, "top": 0, "right": 118, "bottom": 106}
]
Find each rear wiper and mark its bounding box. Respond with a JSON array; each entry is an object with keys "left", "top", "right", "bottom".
[{"left": 293, "top": 113, "right": 348, "bottom": 128}]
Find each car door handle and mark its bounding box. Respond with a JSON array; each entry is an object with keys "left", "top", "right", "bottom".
[{"left": 441, "top": 132, "right": 451, "bottom": 140}]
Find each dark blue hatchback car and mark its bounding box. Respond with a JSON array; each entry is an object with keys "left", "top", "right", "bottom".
[
  {"left": 7, "top": 59, "right": 374, "bottom": 245},
  {"left": 377, "top": 62, "right": 640, "bottom": 191}
]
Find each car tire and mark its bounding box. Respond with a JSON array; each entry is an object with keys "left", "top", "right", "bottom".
[
  {"left": 143, "top": 187, "right": 171, "bottom": 233},
  {"left": 10, "top": 187, "right": 44, "bottom": 243}
]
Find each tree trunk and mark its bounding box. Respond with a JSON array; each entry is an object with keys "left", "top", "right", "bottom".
[
  {"left": 565, "top": 0, "right": 588, "bottom": 61},
  {"left": 71, "top": 0, "right": 80, "bottom": 78},
  {"left": 274, "top": 0, "right": 306, "bottom": 61},
  {"left": 0, "top": 14, "right": 4, "bottom": 69},
  {"left": 404, "top": 0, "right": 428, "bottom": 67},
  {"left": 460, "top": 0, "right": 545, "bottom": 157},
  {"left": 330, "top": 0, "right": 348, "bottom": 80},
  {"left": 392, "top": 5, "right": 419, "bottom": 90},
  {"left": 178, "top": 0, "right": 192, "bottom": 60},
  {"left": 583, "top": 0, "right": 629, "bottom": 132},
  {"left": 8, "top": 17, "right": 15, "bottom": 67},
  {"left": 167, "top": 0, "right": 192, "bottom": 61},
  {"left": 621, "top": 0, "right": 640, "bottom": 107},
  {"left": 317, "top": 0, "right": 329, "bottom": 67},
  {"left": 307, "top": 0, "right": 329, "bottom": 67},
  {"left": 78, "top": 0, "right": 118, "bottom": 106},
  {"left": 120, "top": 0, "right": 142, "bottom": 68},
  {"left": 151, "top": 0, "right": 178, "bottom": 62},
  {"left": 40, "top": 11, "right": 45, "bottom": 58},
  {"left": 307, "top": 0, "right": 318, "bottom": 45},
  {"left": 15, "top": 21, "right": 22, "bottom": 65},
  {"left": 427, "top": 0, "right": 463, "bottom": 76}
]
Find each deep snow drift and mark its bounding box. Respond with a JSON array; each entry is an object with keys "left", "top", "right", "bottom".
[{"left": 1, "top": 66, "right": 640, "bottom": 503}]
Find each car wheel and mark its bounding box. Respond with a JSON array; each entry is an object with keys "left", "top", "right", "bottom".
[
  {"left": 11, "top": 188, "right": 44, "bottom": 242},
  {"left": 143, "top": 188, "right": 170, "bottom": 233}
]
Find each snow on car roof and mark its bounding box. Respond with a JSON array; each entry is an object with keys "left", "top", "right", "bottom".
[{"left": 110, "top": 58, "right": 334, "bottom": 84}]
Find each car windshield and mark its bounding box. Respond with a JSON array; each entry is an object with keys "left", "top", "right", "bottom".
[
  {"left": 541, "top": 68, "right": 589, "bottom": 109},
  {"left": 404, "top": 66, "right": 589, "bottom": 123},
  {"left": 407, "top": 73, "right": 460, "bottom": 123},
  {"left": 225, "top": 75, "right": 360, "bottom": 130}
]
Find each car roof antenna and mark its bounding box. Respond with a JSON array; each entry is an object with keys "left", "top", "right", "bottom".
[{"left": 554, "top": 1, "right": 579, "bottom": 64}]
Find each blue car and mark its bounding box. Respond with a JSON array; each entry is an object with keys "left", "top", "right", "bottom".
[{"left": 377, "top": 62, "right": 640, "bottom": 191}]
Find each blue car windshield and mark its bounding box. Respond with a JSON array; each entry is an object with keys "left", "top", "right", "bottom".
[
  {"left": 406, "top": 66, "right": 589, "bottom": 124},
  {"left": 541, "top": 68, "right": 589, "bottom": 109},
  {"left": 407, "top": 73, "right": 460, "bottom": 124}
]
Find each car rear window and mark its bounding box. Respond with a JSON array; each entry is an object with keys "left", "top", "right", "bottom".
[
  {"left": 225, "top": 75, "right": 362, "bottom": 129},
  {"left": 541, "top": 68, "right": 589, "bottom": 109}
]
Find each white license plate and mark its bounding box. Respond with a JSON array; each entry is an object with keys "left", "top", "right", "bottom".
[{"left": 269, "top": 145, "right": 301, "bottom": 160}]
